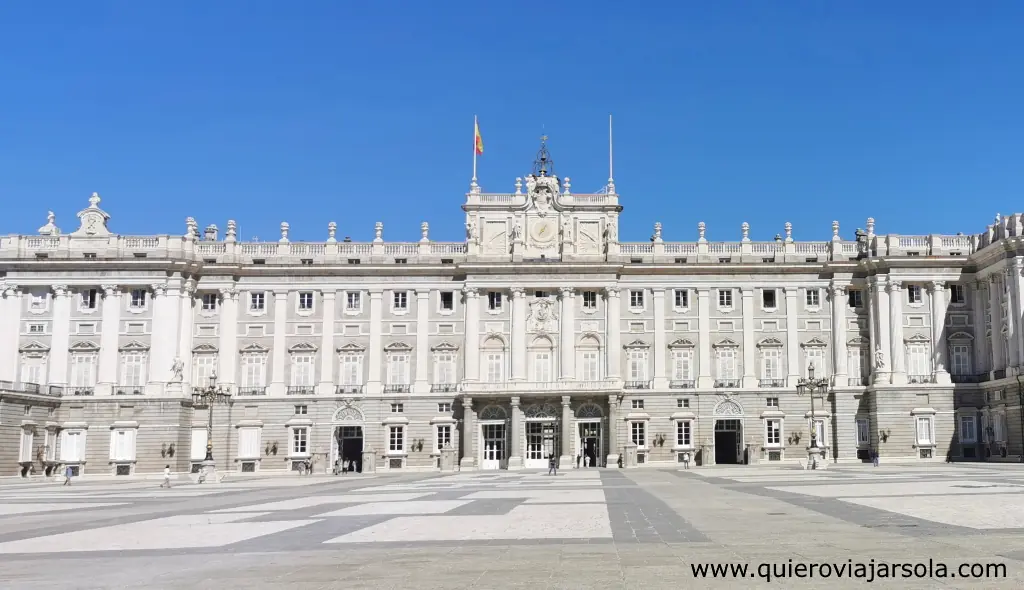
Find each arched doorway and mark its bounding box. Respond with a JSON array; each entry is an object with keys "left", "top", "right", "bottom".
[
  {"left": 713, "top": 398, "right": 744, "bottom": 465},
  {"left": 478, "top": 405, "right": 508, "bottom": 470},
  {"left": 332, "top": 405, "right": 365, "bottom": 473},
  {"left": 523, "top": 403, "right": 560, "bottom": 469},
  {"left": 576, "top": 403, "right": 604, "bottom": 468}
]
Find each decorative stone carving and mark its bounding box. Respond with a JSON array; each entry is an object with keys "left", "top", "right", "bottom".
[
  {"left": 524, "top": 403, "right": 559, "bottom": 419},
  {"left": 563, "top": 177, "right": 571, "bottom": 194},
  {"left": 279, "top": 222, "right": 290, "bottom": 243},
  {"left": 741, "top": 222, "right": 750, "bottom": 241},
  {"left": 713, "top": 399, "right": 743, "bottom": 416},
  {"left": 527, "top": 298, "right": 559, "bottom": 333},
  {"left": 785, "top": 222, "right": 793, "bottom": 242},
  {"left": 697, "top": 221, "right": 706, "bottom": 242},
  {"left": 71, "top": 192, "right": 111, "bottom": 237},
  {"left": 327, "top": 222, "right": 337, "bottom": 242},
  {"left": 374, "top": 222, "right": 383, "bottom": 242},
  {"left": 604, "top": 220, "right": 617, "bottom": 242},
  {"left": 832, "top": 220, "right": 840, "bottom": 239},
  {"left": 466, "top": 219, "right": 478, "bottom": 242},
  {"left": 576, "top": 403, "right": 603, "bottom": 418},
  {"left": 420, "top": 222, "right": 429, "bottom": 242},
  {"left": 226, "top": 220, "right": 237, "bottom": 241},
  {"left": 38, "top": 211, "right": 60, "bottom": 236},
  {"left": 514, "top": 177, "right": 522, "bottom": 194},
  {"left": 333, "top": 405, "right": 365, "bottom": 423},
  {"left": 479, "top": 405, "right": 507, "bottom": 420},
  {"left": 562, "top": 218, "right": 573, "bottom": 243},
  {"left": 874, "top": 347, "right": 887, "bottom": 370},
  {"left": 170, "top": 357, "right": 184, "bottom": 382},
  {"left": 185, "top": 217, "right": 199, "bottom": 240},
  {"left": 652, "top": 222, "right": 662, "bottom": 242}
]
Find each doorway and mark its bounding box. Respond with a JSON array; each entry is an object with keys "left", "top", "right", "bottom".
[
  {"left": 335, "top": 426, "right": 363, "bottom": 472},
  {"left": 525, "top": 421, "right": 559, "bottom": 468},
  {"left": 481, "top": 423, "right": 506, "bottom": 470},
  {"left": 578, "top": 421, "right": 602, "bottom": 467},
  {"left": 714, "top": 419, "right": 742, "bottom": 465}
]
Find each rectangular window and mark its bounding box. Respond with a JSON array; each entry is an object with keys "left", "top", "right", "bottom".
[
  {"left": 676, "top": 420, "right": 692, "bottom": 447},
  {"left": 109, "top": 429, "right": 136, "bottom": 461},
  {"left": 238, "top": 427, "right": 261, "bottom": 459},
  {"left": 716, "top": 349, "right": 737, "bottom": 379},
  {"left": 193, "top": 355, "right": 217, "bottom": 387},
  {"left": 80, "top": 288, "right": 98, "bottom": 310},
  {"left": 907, "top": 285, "right": 923, "bottom": 304},
  {"left": 486, "top": 353, "right": 504, "bottom": 382},
  {"left": 856, "top": 418, "right": 870, "bottom": 446},
  {"left": 120, "top": 353, "right": 147, "bottom": 387},
  {"left": 190, "top": 428, "right": 207, "bottom": 461},
  {"left": 765, "top": 419, "right": 781, "bottom": 446},
  {"left": 671, "top": 349, "right": 693, "bottom": 381},
  {"left": 582, "top": 291, "right": 597, "bottom": 310},
  {"left": 298, "top": 292, "right": 314, "bottom": 311},
  {"left": 28, "top": 323, "right": 46, "bottom": 334},
  {"left": 848, "top": 289, "right": 863, "bottom": 308},
  {"left": 762, "top": 289, "right": 777, "bottom": 310},
  {"left": 766, "top": 397, "right": 779, "bottom": 407},
  {"left": 959, "top": 415, "right": 976, "bottom": 444},
  {"left": 848, "top": 349, "right": 864, "bottom": 382},
  {"left": 19, "top": 429, "right": 34, "bottom": 463},
  {"left": 949, "top": 284, "right": 966, "bottom": 305},
  {"left": 950, "top": 344, "right": 971, "bottom": 376},
  {"left": 673, "top": 289, "right": 689, "bottom": 309},
  {"left": 629, "top": 290, "right": 644, "bottom": 309},
  {"left": 916, "top": 417, "right": 933, "bottom": 445},
  {"left": 677, "top": 398, "right": 690, "bottom": 408},
  {"left": 393, "top": 291, "right": 408, "bottom": 311},
  {"left": 387, "top": 354, "right": 410, "bottom": 384},
  {"left": 389, "top": 426, "right": 404, "bottom": 452},
  {"left": 291, "top": 427, "right": 309, "bottom": 455},
  {"left": 487, "top": 291, "right": 502, "bottom": 311},
  {"left": 439, "top": 291, "right": 454, "bottom": 312},
  {"left": 436, "top": 424, "right": 452, "bottom": 452},
  {"left": 761, "top": 349, "right": 781, "bottom": 379},
  {"left": 533, "top": 351, "right": 552, "bottom": 382},
  {"left": 201, "top": 293, "right": 218, "bottom": 311},
  {"left": 906, "top": 343, "right": 931, "bottom": 377},
  {"left": 241, "top": 355, "right": 267, "bottom": 387},
  {"left": 70, "top": 354, "right": 97, "bottom": 387},
  {"left": 805, "top": 349, "right": 825, "bottom": 377},
  {"left": 627, "top": 350, "right": 648, "bottom": 381},
  {"left": 60, "top": 430, "right": 86, "bottom": 462},
  {"left": 20, "top": 359, "right": 46, "bottom": 386},
  {"left": 340, "top": 354, "right": 362, "bottom": 385},
  {"left": 390, "top": 403, "right": 404, "bottom": 413},
  {"left": 346, "top": 291, "right": 361, "bottom": 312},
  {"left": 718, "top": 289, "right": 733, "bottom": 308},
  {"left": 631, "top": 399, "right": 645, "bottom": 409},
  {"left": 805, "top": 289, "right": 820, "bottom": 307},
  {"left": 581, "top": 351, "right": 599, "bottom": 381},
  {"left": 250, "top": 292, "right": 265, "bottom": 311},
  {"left": 129, "top": 289, "right": 147, "bottom": 309},
  {"left": 437, "top": 402, "right": 452, "bottom": 413},
  {"left": 435, "top": 353, "right": 456, "bottom": 384},
  {"left": 290, "top": 354, "right": 315, "bottom": 387},
  {"left": 630, "top": 421, "right": 646, "bottom": 448},
  {"left": 294, "top": 405, "right": 307, "bottom": 415}
]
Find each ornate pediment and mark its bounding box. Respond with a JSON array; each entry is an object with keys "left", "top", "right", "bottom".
[
  {"left": 713, "top": 337, "right": 739, "bottom": 348},
  {"left": 527, "top": 298, "right": 559, "bottom": 333},
  {"left": 847, "top": 336, "right": 868, "bottom": 347},
  {"left": 19, "top": 341, "right": 50, "bottom": 354},
  {"left": 523, "top": 403, "right": 559, "bottom": 420},
  {"left": 668, "top": 338, "right": 695, "bottom": 349},
  {"left": 332, "top": 403, "right": 365, "bottom": 424},
  {"left": 239, "top": 342, "right": 269, "bottom": 354},
  {"left": 757, "top": 337, "right": 784, "bottom": 348},
  {"left": 192, "top": 343, "right": 218, "bottom": 353},
  {"left": 336, "top": 342, "right": 366, "bottom": 353},
  {"left": 801, "top": 337, "right": 828, "bottom": 348},
  {"left": 905, "top": 333, "right": 931, "bottom": 343},
  {"left": 623, "top": 339, "right": 649, "bottom": 349},
  {"left": 947, "top": 331, "right": 974, "bottom": 341},
  {"left": 431, "top": 341, "right": 459, "bottom": 352},
  {"left": 384, "top": 341, "right": 412, "bottom": 352},
  {"left": 288, "top": 341, "right": 318, "bottom": 353},
  {"left": 481, "top": 333, "right": 507, "bottom": 349},
  {"left": 578, "top": 332, "right": 602, "bottom": 347},
  {"left": 69, "top": 340, "right": 100, "bottom": 352},
  {"left": 119, "top": 340, "right": 150, "bottom": 351}
]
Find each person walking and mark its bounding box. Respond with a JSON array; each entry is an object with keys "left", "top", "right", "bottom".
[
  {"left": 548, "top": 454, "right": 558, "bottom": 476},
  {"left": 63, "top": 465, "right": 73, "bottom": 486},
  {"left": 160, "top": 465, "right": 172, "bottom": 488}
]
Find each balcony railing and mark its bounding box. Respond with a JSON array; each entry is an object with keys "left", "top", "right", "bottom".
[
  {"left": 467, "top": 379, "right": 621, "bottom": 393},
  {"left": 623, "top": 380, "right": 652, "bottom": 390},
  {"left": 951, "top": 373, "right": 984, "bottom": 384},
  {"left": 668, "top": 380, "right": 695, "bottom": 389},
  {"left": 286, "top": 386, "right": 315, "bottom": 395},
  {"left": 907, "top": 374, "right": 936, "bottom": 384},
  {"left": 714, "top": 379, "right": 740, "bottom": 389},
  {"left": 336, "top": 384, "right": 365, "bottom": 394},
  {"left": 383, "top": 384, "right": 411, "bottom": 394},
  {"left": 847, "top": 376, "right": 870, "bottom": 386},
  {"left": 236, "top": 387, "right": 267, "bottom": 396},
  {"left": 114, "top": 386, "right": 145, "bottom": 395},
  {"left": 431, "top": 383, "right": 459, "bottom": 393},
  {"left": 0, "top": 381, "right": 63, "bottom": 396},
  {"left": 758, "top": 379, "right": 785, "bottom": 388},
  {"left": 69, "top": 388, "right": 95, "bottom": 396}
]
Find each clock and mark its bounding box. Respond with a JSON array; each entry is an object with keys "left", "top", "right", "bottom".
[{"left": 530, "top": 219, "right": 556, "bottom": 243}]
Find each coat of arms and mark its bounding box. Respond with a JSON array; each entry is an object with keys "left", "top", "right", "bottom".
[{"left": 527, "top": 298, "right": 559, "bottom": 333}]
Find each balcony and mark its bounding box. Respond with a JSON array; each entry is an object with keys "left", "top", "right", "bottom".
[
  {"left": 236, "top": 387, "right": 267, "bottom": 396},
  {"left": 0, "top": 381, "right": 63, "bottom": 396},
  {"left": 668, "top": 380, "right": 695, "bottom": 389},
  {"left": 383, "top": 384, "right": 411, "bottom": 394},
  {"left": 286, "top": 386, "right": 315, "bottom": 395},
  {"left": 114, "top": 386, "right": 145, "bottom": 395},
  {"left": 465, "top": 379, "right": 622, "bottom": 394},
  {"left": 623, "top": 380, "right": 652, "bottom": 390},
  {"left": 951, "top": 373, "right": 984, "bottom": 384},
  {"left": 69, "top": 388, "right": 95, "bottom": 396},
  {"left": 907, "top": 374, "right": 936, "bottom": 384},
  {"left": 336, "top": 384, "right": 365, "bottom": 394},
  {"left": 847, "top": 376, "right": 870, "bottom": 386},
  {"left": 431, "top": 383, "right": 459, "bottom": 393},
  {"left": 758, "top": 379, "right": 785, "bottom": 388},
  {"left": 714, "top": 379, "right": 740, "bottom": 389}
]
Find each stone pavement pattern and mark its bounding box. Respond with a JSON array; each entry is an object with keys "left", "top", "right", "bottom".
[{"left": 0, "top": 465, "right": 1023, "bottom": 588}]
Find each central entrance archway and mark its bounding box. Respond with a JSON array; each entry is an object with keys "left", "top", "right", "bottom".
[
  {"left": 713, "top": 398, "right": 744, "bottom": 465},
  {"left": 331, "top": 405, "right": 365, "bottom": 473},
  {"left": 523, "top": 402, "right": 560, "bottom": 469}
]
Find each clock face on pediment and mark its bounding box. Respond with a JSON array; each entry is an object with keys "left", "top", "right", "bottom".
[{"left": 530, "top": 218, "right": 556, "bottom": 243}]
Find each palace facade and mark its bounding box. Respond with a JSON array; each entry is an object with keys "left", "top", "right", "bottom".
[{"left": 2, "top": 143, "right": 1023, "bottom": 477}]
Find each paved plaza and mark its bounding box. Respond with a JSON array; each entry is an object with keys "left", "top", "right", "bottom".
[{"left": 0, "top": 465, "right": 1023, "bottom": 588}]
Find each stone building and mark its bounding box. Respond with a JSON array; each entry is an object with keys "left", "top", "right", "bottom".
[{"left": 1, "top": 141, "right": 1023, "bottom": 477}]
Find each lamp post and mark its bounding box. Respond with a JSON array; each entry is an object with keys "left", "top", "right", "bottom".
[
  {"left": 797, "top": 362, "right": 830, "bottom": 469},
  {"left": 191, "top": 370, "right": 231, "bottom": 482}
]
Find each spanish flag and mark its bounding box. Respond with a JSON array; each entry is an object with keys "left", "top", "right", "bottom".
[{"left": 474, "top": 118, "right": 484, "bottom": 155}]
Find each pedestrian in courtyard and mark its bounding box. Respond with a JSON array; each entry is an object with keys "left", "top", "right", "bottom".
[
  {"left": 871, "top": 449, "right": 879, "bottom": 467},
  {"left": 681, "top": 452, "right": 690, "bottom": 470},
  {"left": 548, "top": 454, "right": 557, "bottom": 476},
  {"left": 575, "top": 453, "right": 581, "bottom": 469},
  {"left": 160, "top": 465, "right": 172, "bottom": 488},
  {"left": 63, "top": 464, "right": 72, "bottom": 486}
]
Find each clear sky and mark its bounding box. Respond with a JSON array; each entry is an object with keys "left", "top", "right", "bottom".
[{"left": 1, "top": 2, "right": 1021, "bottom": 244}]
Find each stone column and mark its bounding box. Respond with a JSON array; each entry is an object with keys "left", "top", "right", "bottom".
[
  {"left": 460, "top": 396, "right": 476, "bottom": 468},
  {"left": 972, "top": 280, "right": 989, "bottom": 373},
  {"left": 177, "top": 280, "right": 196, "bottom": 394},
  {"left": 414, "top": 289, "right": 430, "bottom": 393},
  {"left": 0, "top": 285, "right": 22, "bottom": 382},
  {"left": 463, "top": 288, "right": 480, "bottom": 382},
  {"left": 606, "top": 394, "right": 619, "bottom": 466},
  {"left": 95, "top": 285, "right": 121, "bottom": 395},
  {"left": 831, "top": 284, "right": 849, "bottom": 383},
  {"left": 653, "top": 288, "right": 667, "bottom": 388},
  {"left": 785, "top": 287, "right": 800, "bottom": 387},
  {"left": 367, "top": 290, "right": 383, "bottom": 394},
  {"left": 697, "top": 289, "right": 712, "bottom": 388},
  {"left": 559, "top": 395, "right": 573, "bottom": 469},
  {"left": 216, "top": 288, "right": 238, "bottom": 387},
  {"left": 741, "top": 288, "right": 756, "bottom": 388},
  {"left": 887, "top": 280, "right": 906, "bottom": 384},
  {"left": 930, "top": 281, "right": 951, "bottom": 384},
  {"left": 269, "top": 290, "right": 288, "bottom": 395},
  {"left": 988, "top": 275, "right": 1004, "bottom": 375},
  {"left": 559, "top": 287, "right": 575, "bottom": 380},
  {"left": 511, "top": 287, "right": 527, "bottom": 380},
  {"left": 318, "top": 290, "right": 336, "bottom": 395},
  {"left": 1004, "top": 269, "right": 1020, "bottom": 371},
  {"left": 48, "top": 285, "right": 72, "bottom": 388},
  {"left": 508, "top": 396, "right": 523, "bottom": 469},
  {"left": 606, "top": 288, "right": 622, "bottom": 379},
  {"left": 873, "top": 278, "right": 892, "bottom": 384},
  {"left": 1013, "top": 260, "right": 1024, "bottom": 369},
  {"left": 151, "top": 283, "right": 181, "bottom": 394}
]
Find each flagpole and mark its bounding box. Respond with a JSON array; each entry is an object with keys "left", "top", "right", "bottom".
[{"left": 472, "top": 115, "right": 478, "bottom": 185}]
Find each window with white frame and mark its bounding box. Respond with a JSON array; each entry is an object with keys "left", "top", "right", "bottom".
[
  {"left": 675, "top": 420, "right": 693, "bottom": 448},
  {"left": 487, "top": 291, "right": 502, "bottom": 311},
  {"left": 437, "top": 402, "right": 452, "bottom": 413},
  {"left": 59, "top": 429, "right": 86, "bottom": 462},
  {"left": 390, "top": 403, "right": 404, "bottom": 413},
  {"left": 994, "top": 413, "right": 1007, "bottom": 442},
  {"left": 129, "top": 289, "right": 147, "bottom": 309},
  {"left": 436, "top": 424, "right": 452, "bottom": 452},
  {"left": 856, "top": 418, "right": 870, "bottom": 446},
  {"left": 716, "top": 348, "right": 737, "bottom": 380},
  {"left": 434, "top": 352, "right": 456, "bottom": 384},
  {"left": 79, "top": 288, "right": 99, "bottom": 311},
  {"left": 907, "top": 285, "right": 923, "bottom": 305},
  {"left": 27, "top": 323, "right": 46, "bottom": 334},
  {"left": 950, "top": 344, "right": 971, "bottom": 376},
  {"left": 238, "top": 427, "right": 261, "bottom": 459},
  {"left": 761, "top": 289, "right": 777, "bottom": 310},
  {"left": 291, "top": 427, "right": 309, "bottom": 455},
  {"left": 804, "top": 348, "right": 825, "bottom": 377},
  {"left": 959, "top": 415, "right": 977, "bottom": 444},
  {"left": 28, "top": 291, "right": 48, "bottom": 311},
  {"left": 761, "top": 348, "right": 781, "bottom": 379},
  {"left": 581, "top": 290, "right": 597, "bottom": 311},
  {"left": 193, "top": 355, "right": 217, "bottom": 387},
  {"left": 340, "top": 354, "right": 363, "bottom": 385},
  {"left": 345, "top": 291, "right": 361, "bottom": 312},
  {"left": 630, "top": 421, "right": 646, "bottom": 448},
  {"left": 70, "top": 353, "right": 98, "bottom": 388},
  {"left": 290, "top": 354, "right": 315, "bottom": 387},
  {"left": 201, "top": 293, "right": 218, "bottom": 312},
  {"left": 389, "top": 426, "right": 405, "bottom": 453},
  {"left": 109, "top": 429, "right": 136, "bottom": 461},
  {"left": 627, "top": 349, "right": 648, "bottom": 382},
  {"left": 718, "top": 289, "right": 733, "bottom": 308},
  {"left": 673, "top": 289, "right": 689, "bottom": 310},
  {"left": 580, "top": 351, "right": 600, "bottom": 381},
  {"left": 249, "top": 292, "right": 266, "bottom": 312},
  {"left": 949, "top": 284, "right": 966, "bottom": 305},
  {"left": 671, "top": 349, "right": 693, "bottom": 381},
  {"left": 765, "top": 419, "right": 782, "bottom": 447},
  {"left": 631, "top": 399, "right": 645, "bottom": 409},
  {"left": 848, "top": 349, "right": 865, "bottom": 382},
  {"left": 532, "top": 351, "right": 552, "bottom": 382},
  {"left": 294, "top": 405, "right": 307, "bottom": 415},
  {"left": 392, "top": 290, "right": 408, "bottom": 312},
  {"left": 629, "top": 290, "right": 644, "bottom": 310},
  {"left": 387, "top": 353, "right": 410, "bottom": 385},
  {"left": 805, "top": 288, "right": 820, "bottom": 308},
  {"left": 766, "top": 397, "right": 779, "bottom": 407},
  {"left": 297, "top": 292, "right": 314, "bottom": 311},
  {"left": 439, "top": 291, "right": 455, "bottom": 312},
  {"left": 906, "top": 342, "right": 931, "bottom": 377},
  {"left": 20, "top": 357, "right": 47, "bottom": 386},
  {"left": 19, "top": 428, "right": 33, "bottom": 463},
  {"left": 120, "top": 352, "right": 147, "bottom": 387},
  {"left": 916, "top": 416, "right": 933, "bottom": 445},
  {"left": 190, "top": 428, "right": 208, "bottom": 461},
  {"left": 241, "top": 354, "right": 267, "bottom": 387},
  {"left": 485, "top": 352, "right": 504, "bottom": 382}
]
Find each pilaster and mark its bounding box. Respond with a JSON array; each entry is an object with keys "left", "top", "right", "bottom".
[
  {"left": 0, "top": 285, "right": 23, "bottom": 382},
  {"left": 96, "top": 285, "right": 121, "bottom": 395},
  {"left": 269, "top": 290, "right": 288, "bottom": 395},
  {"left": 151, "top": 283, "right": 181, "bottom": 394},
  {"left": 741, "top": 288, "right": 756, "bottom": 388},
  {"left": 784, "top": 287, "right": 800, "bottom": 387},
  {"left": 696, "top": 288, "right": 712, "bottom": 388},
  {"left": 652, "top": 288, "right": 667, "bottom": 388},
  {"left": 872, "top": 278, "right": 892, "bottom": 384},
  {"left": 929, "top": 281, "right": 951, "bottom": 384},
  {"left": 414, "top": 289, "right": 430, "bottom": 393},
  {"left": 887, "top": 279, "right": 906, "bottom": 384},
  {"left": 217, "top": 287, "right": 238, "bottom": 387},
  {"left": 318, "top": 290, "right": 337, "bottom": 395},
  {"left": 559, "top": 395, "right": 573, "bottom": 469},
  {"left": 177, "top": 280, "right": 196, "bottom": 393},
  {"left": 972, "top": 280, "right": 989, "bottom": 373},
  {"left": 559, "top": 287, "right": 575, "bottom": 381},
  {"left": 463, "top": 288, "right": 480, "bottom": 382},
  {"left": 511, "top": 287, "right": 527, "bottom": 380},
  {"left": 507, "top": 396, "right": 523, "bottom": 469},
  {"left": 606, "top": 288, "right": 622, "bottom": 379},
  {"left": 1010, "top": 260, "right": 1024, "bottom": 369},
  {"left": 49, "top": 285, "right": 71, "bottom": 388},
  {"left": 830, "top": 284, "right": 849, "bottom": 382},
  {"left": 606, "top": 394, "right": 619, "bottom": 466},
  {"left": 988, "top": 274, "right": 1004, "bottom": 376},
  {"left": 367, "top": 289, "right": 383, "bottom": 394},
  {"left": 460, "top": 396, "right": 476, "bottom": 468}
]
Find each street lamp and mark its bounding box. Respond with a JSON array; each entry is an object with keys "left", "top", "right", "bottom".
[
  {"left": 191, "top": 370, "right": 231, "bottom": 480},
  {"left": 797, "top": 362, "right": 830, "bottom": 469}
]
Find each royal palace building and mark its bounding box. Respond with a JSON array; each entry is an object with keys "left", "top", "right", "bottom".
[{"left": 2, "top": 142, "right": 1024, "bottom": 477}]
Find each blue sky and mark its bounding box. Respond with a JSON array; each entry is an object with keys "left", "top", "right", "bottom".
[{"left": 1, "top": 2, "right": 1022, "bottom": 243}]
